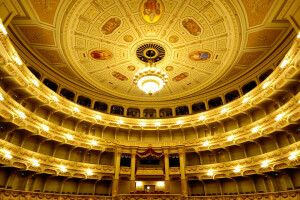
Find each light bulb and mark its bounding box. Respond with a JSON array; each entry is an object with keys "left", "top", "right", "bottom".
[
  {"left": 252, "top": 126, "right": 259, "bottom": 133},
  {"left": 60, "top": 166, "right": 67, "bottom": 172},
  {"left": 66, "top": 134, "right": 73, "bottom": 140},
  {"left": 0, "top": 93, "right": 4, "bottom": 101},
  {"left": 87, "top": 169, "right": 93, "bottom": 176},
  {"left": 91, "top": 140, "right": 97, "bottom": 146},
  {"left": 52, "top": 96, "right": 58, "bottom": 102},
  {"left": 233, "top": 166, "right": 241, "bottom": 173},
  {"left": 41, "top": 125, "right": 49, "bottom": 132},
  {"left": 16, "top": 111, "right": 26, "bottom": 119},
  {"left": 155, "top": 122, "right": 160, "bottom": 127},
  {"left": 32, "top": 80, "right": 39, "bottom": 87},
  {"left": 242, "top": 97, "right": 249, "bottom": 103},
  {"left": 203, "top": 141, "right": 210, "bottom": 147},
  {"left": 275, "top": 113, "right": 283, "bottom": 121},
  {"left": 207, "top": 170, "right": 214, "bottom": 176},
  {"left": 227, "top": 135, "right": 235, "bottom": 141},
  {"left": 95, "top": 115, "right": 102, "bottom": 120},
  {"left": 221, "top": 108, "right": 227, "bottom": 114},
  {"left": 177, "top": 120, "right": 182, "bottom": 125},
  {"left": 199, "top": 116, "right": 205, "bottom": 121},
  {"left": 140, "top": 122, "right": 146, "bottom": 127},
  {"left": 73, "top": 107, "right": 79, "bottom": 112},
  {"left": 118, "top": 119, "right": 124, "bottom": 124}
]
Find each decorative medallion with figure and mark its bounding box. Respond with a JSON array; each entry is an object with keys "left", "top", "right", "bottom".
[
  {"left": 101, "top": 18, "right": 121, "bottom": 35},
  {"left": 112, "top": 72, "right": 128, "bottom": 81},
  {"left": 182, "top": 19, "right": 201, "bottom": 36},
  {"left": 141, "top": 0, "right": 163, "bottom": 23},
  {"left": 90, "top": 50, "right": 113, "bottom": 60},
  {"left": 172, "top": 72, "right": 189, "bottom": 82},
  {"left": 189, "top": 51, "right": 211, "bottom": 61}
]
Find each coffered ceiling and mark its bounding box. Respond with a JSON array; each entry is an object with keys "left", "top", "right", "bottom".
[{"left": 8, "top": 0, "right": 294, "bottom": 101}]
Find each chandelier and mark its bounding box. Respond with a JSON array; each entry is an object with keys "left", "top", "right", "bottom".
[{"left": 133, "top": 62, "right": 168, "bottom": 95}]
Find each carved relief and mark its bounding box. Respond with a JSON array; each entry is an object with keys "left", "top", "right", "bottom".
[
  {"left": 172, "top": 72, "right": 189, "bottom": 82},
  {"left": 112, "top": 71, "right": 128, "bottom": 81},
  {"left": 101, "top": 18, "right": 121, "bottom": 35},
  {"left": 141, "top": 0, "right": 162, "bottom": 23},
  {"left": 182, "top": 19, "right": 201, "bottom": 36},
  {"left": 127, "top": 65, "right": 136, "bottom": 71},
  {"left": 123, "top": 35, "right": 134, "bottom": 42},
  {"left": 90, "top": 50, "right": 113, "bottom": 60},
  {"left": 165, "top": 66, "right": 174, "bottom": 71},
  {"left": 169, "top": 35, "right": 179, "bottom": 43},
  {"left": 189, "top": 51, "right": 211, "bottom": 61}
]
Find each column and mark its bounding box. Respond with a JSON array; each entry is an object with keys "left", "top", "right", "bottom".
[
  {"left": 178, "top": 147, "right": 187, "bottom": 196},
  {"left": 130, "top": 149, "right": 137, "bottom": 193},
  {"left": 163, "top": 148, "right": 170, "bottom": 193},
  {"left": 112, "top": 147, "right": 122, "bottom": 196}
]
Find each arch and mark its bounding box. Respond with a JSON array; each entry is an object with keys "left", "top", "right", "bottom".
[
  {"left": 259, "top": 69, "right": 273, "bottom": 82},
  {"left": 77, "top": 96, "right": 91, "bottom": 108},
  {"left": 43, "top": 78, "right": 58, "bottom": 92},
  {"left": 208, "top": 97, "right": 223, "bottom": 109},
  {"left": 60, "top": 88, "right": 75, "bottom": 101},
  {"left": 175, "top": 106, "right": 189, "bottom": 116},
  {"left": 94, "top": 101, "right": 108, "bottom": 112},
  {"left": 242, "top": 81, "right": 257, "bottom": 94},
  {"left": 110, "top": 105, "right": 124, "bottom": 115},
  {"left": 159, "top": 108, "right": 173, "bottom": 118},
  {"left": 28, "top": 66, "right": 41, "bottom": 79},
  {"left": 192, "top": 102, "right": 206, "bottom": 113},
  {"left": 127, "top": 107, "right": 140, "bottom": 118},
  {"left": 225, "top": 90, "right": 240, "bottom": 103},
  {"left": 143, "top": 108, "right": 156, "bottom": 118}
]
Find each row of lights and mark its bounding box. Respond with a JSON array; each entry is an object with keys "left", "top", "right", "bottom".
[
  {"left": 207, "top": 151, "right": 299, "bottom": 176},
  {"left": 0, "top": 20, "right": 298, "bottom": 129}
]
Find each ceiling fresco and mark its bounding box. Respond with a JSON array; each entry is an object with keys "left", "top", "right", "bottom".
[{"left": 9, "top": 0, "right": 293, "bottom": 101}]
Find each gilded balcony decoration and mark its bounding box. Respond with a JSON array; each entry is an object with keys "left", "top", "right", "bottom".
[{"left": 0, "top": 0, "right": 300, "bottom": 198}]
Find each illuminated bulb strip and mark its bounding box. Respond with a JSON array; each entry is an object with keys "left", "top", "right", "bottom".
[
  {"left": 275, "top": 113, "right": 283, "bottom": 121},
  {"left": 87, "top": 169, "right": 93, "bottom": 176},
  {"left": 155, "top": 122, "right": 160, "bottom": 127},
  {"left": 0, "top": 23, "right": 7, "bottom": 35},
  {"left": 16, "top": 111, "right": 26, "bottom": 119},
  {"left": 203, "top": 141, "right": 210, "bottom": 147},
  {"left": 32, "top": 80, "right": 39, "bottom": 87},
  {"left": 221, "top": 108, "right": 227, "bottom": 114},
  {"left": 31, "top": 159, "right": 40, "bottom": 167},
  {"left": 233, "top": 166, "right": 241, "bottom": 173},
  {"left": 242, "top": 97, "right": 249, "bottom": 104},
  {"left": 262, "top": 82, "right": 270, "bottom": 89},
  {"left": 91, "top": 140, "right": 97, "bottom": 146},
  {"left": 288, "top": 151, "right": 299, "bottom": 160},
  {"left": 52, "top": 96, "right": 58, "bottom": 102},
  {"left": 66, "top": 134, "right": 73, "bottom": 140},
  {"left": 2, "top": 150, "right": 12, "bottom": 159},
  {"left": 252, "top": 126, "right": 259, "bottom": 133},
  {"left": 261, "top": 160, "right": 270, "bottom": 168},
  {"left": 227, "top": 135, "right": 235, "bottom": 141},
  {"left": 280, "top": 60, "right": 289, "bottom": 68},
  {"left": 136, "top": 181, "right": 142, "bottom": 187},
  {"left": 41, "top": 125, "right": 49, "bottom": 132},
  {"left": 207, "top": 170, "right": 214, "bottom": 176},
  {"left": 59, "top": 166, "right": 67, "bottom": 172},
  {"left": 13, "top": 56, "right": 22, "bottom": 65}
]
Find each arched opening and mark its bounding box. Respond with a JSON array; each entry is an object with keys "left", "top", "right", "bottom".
[
  {"left": 192, "top": 102, "right": 206, "bottom": 113},
  {"left": 77, "top": 96, "right": 91, "bottom": 107},
  {"left": 127, "top": 108, "right": 140, "bottom": 118},
  {"left": 110, "top": 105, "right": 124, "bottom": 115},
  {"left": 43, "top": 79, "right": 58, "bottom": 92},
  {"left": 176, "top": 106, "right": 189, "bottom": 116},
  {"left": 94, "top": 101, "right": 108, "bottom": 112},
  {"left": 159, "top": 108, "right": 173, "bottom": 118},
  {"left": 242, "top": 81, "right": 257, "bottom": 94},
  {"left": 225, "top": 90, "right": 240, "bottom": 103},
  {"left": 143, "top": 109, "right": 156, "bottom": 118},
  {"left": 208, "top": 97, "right": 223, "bottom": 109},
  {"left": 60, "top": 88, "right": 75, "bottom": 101}
]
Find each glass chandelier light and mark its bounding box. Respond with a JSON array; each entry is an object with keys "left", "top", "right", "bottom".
[{"left": 133, "top": 62, "right": 168, "bottom": 95}]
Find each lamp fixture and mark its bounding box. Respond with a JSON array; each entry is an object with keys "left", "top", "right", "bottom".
[
  {"left": 32, "top": 80, "right": 39, "bottom": 87},
  {"left": 59, "top": 166, "right": 67, "bottom": 172},
  {"left": 41, "top": 125, "right": 49, "bottom": 132},
  {"left": 221, "top": 108, "right": 227, "bottom": 114},
  {"left": 288, "top": 151, "right": 299, "bottom": 160},
  {"left": 252, "top": 126, "right": 259, "bottom": 133},
  {"left": 207, "top": 170, "right": 214, "bottom": 176},
  {"left": 117, "top": 119, "right": 124, "bottom": 124},
  {"left": 199, "top": 116, "right": 205, "bottom": 121},
  {"left": 233, "top": 166, "right": 241, "bottom": 173},
  {"left": 31, "top": 159, "right": 40, "bottom": 167},
  {"left": 95, "top": 115, "right": 102, "bottom": 120},
  {"left": 87, "top": 169, "right": 93, "bottom": 176},
  {"left": 242, "top": 97, "right": 249, "bottom": 103},
  {"left": 91, "top": 140, "right": 97, "bottom": 146},
  {"left": 0, "top": 93, "right": 4, "bottom": 101},
  {"left": 1, "top": 150, "right": 12, "bottom": 159},
  {"left": 52, "top": 96, "right": 58, "bottom": 102},
  {"left": 73, "top": 107, "right": 79, "bottom": 112},
  {"left": 155, "top": 122, "right": 160, "bottom": 127},
  {"left": 227, "top": 135, "right": 235, "bottom": 141},
  {"left": 261, "top": 160, "right": 270, "bottom": 168},
  {"left": 133, "top": 62, "right": 168, "bottom": 95},
  {"left": 16, "top": 111, "right": 26, "bottom": 119},
  {"left": 275, "top": 113, "right": 283, "bottom": 121},
  {"left": 66, "top": 134, "right": 73, "bottom": 140},
  {"left": 0, "top": 20, "right": 7, "bottom": 35},
  {"left": 203, "top": 141, "right": 210, "bottom": 147},
  {"left": 140, "top": 122, "right": 146, "bottom": 127}
]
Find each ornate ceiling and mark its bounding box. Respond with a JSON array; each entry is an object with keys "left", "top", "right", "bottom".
[{"left": 8, "top": 0, "right": 293, "bottom": 101}]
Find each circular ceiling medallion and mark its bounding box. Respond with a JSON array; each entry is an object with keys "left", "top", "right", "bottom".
[
  {"left": 127, "top": 65, "right": 136, "bottom": 71},
  {"left": 136, "top": 43, "right": 165, "bottom": 63},
  {"left": 123, "top": 35, "right": 134, "bottom": 42},
  {"left": 169, "top": 35, "right": 179, "bottom": 43},
  {"left": 165, "top": 66, "right": 174, "bottom": 71}
]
